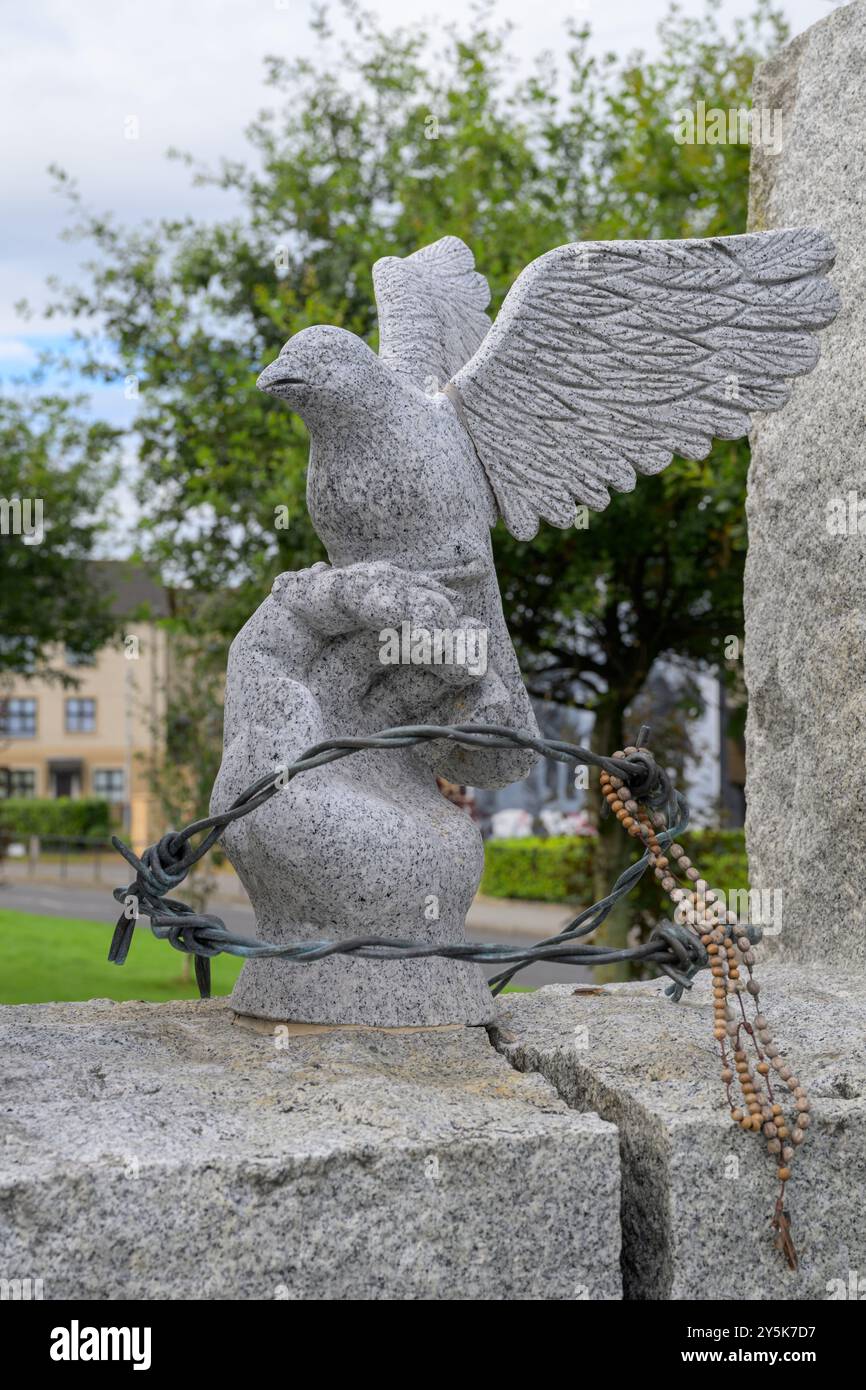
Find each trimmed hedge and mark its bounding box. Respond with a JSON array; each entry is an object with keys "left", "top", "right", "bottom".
[
  {"left": 481, "top": 836, "right": 594, "bottom": 903},
  {"left": 480, "top": 829, "right": 748, "bottom": 907},
  {"left": 0, "top": 797, "right": 112, "bottom": 839}
]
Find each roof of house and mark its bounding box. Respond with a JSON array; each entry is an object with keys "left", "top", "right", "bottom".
[{"left": 90, "top": 561, "right": 172, "bottom": 619}]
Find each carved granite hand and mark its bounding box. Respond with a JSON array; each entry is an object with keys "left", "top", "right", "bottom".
[{"left": 274, "top": 559, "right": 467, "bottom": 637}]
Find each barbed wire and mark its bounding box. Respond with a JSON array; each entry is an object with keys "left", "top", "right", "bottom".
[{"left": 108, "top": 721, "right": 708, "bottom": 1001}]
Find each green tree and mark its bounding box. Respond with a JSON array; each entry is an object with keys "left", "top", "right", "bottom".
[
  {"left": 39, "top": 0, "right": 788, "bottom": 953},
  {"left": 0, "top": 393, "right": 121, "bottom": 686}
]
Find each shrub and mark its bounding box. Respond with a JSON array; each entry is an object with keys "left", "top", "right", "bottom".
[
  {"left": 480, "top": 836, "right": 594, "bottom": 903},
  {"left": 0, "top": 797, "right": 112, "bottom": 840},
  {"left": 480, "top": 829, "right": 748, "bottom": 907}
]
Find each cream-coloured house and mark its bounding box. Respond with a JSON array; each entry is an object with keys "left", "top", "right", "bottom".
[{"left": 0, "top": 563, "right": 170, "bottom": 848}]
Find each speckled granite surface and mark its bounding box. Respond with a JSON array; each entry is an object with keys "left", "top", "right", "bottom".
[
  {"left": 493, "top": 965, "right": 866, "bottom": 1300},
  {"left": 745, "top": 0, "right": 866, "bottom": 970},
  {"left": 0, "top": 998, "right": 621, "bottom": 1301}
]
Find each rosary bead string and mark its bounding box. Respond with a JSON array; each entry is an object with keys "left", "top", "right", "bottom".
[{"left": 600, "top": 749, "right": 805, "bottom": 1270}]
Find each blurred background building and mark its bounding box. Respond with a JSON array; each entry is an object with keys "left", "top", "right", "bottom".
[{"left": 0, "top": 562, "right": 169, "bottom": 845}]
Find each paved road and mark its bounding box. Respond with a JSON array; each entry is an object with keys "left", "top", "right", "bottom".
[{"left": 0, "top": 878, "right": 591, "bottom": 991}]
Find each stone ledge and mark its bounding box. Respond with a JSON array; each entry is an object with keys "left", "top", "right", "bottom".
[
  {"left": 492, "top": 965, "right": 866, "bottom": 1300},
  {"left": 0, "top": 998, "right": 621, "bottom": 1300}
]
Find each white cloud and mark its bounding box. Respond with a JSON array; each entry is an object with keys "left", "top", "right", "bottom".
[{"left": 0, "top": 338, "right": 37, "bottom": 363}]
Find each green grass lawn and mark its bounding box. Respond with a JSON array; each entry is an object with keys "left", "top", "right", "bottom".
[
  {"left": 0, "top": 909, "right": 244, "bottom": 1005},
  {"left": 0, "top": 908, "right": 531, "bottom": 1005}
]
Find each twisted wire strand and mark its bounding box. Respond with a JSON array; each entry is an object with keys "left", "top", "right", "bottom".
[{"left": 108, "top": 722, "right": 705, "bottom": 1001}]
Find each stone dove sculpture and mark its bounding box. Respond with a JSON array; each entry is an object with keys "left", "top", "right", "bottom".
[{"left": 211, "top": 230, "right": 838, "bottom": 1027}]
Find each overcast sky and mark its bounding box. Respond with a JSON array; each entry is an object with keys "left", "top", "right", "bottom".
[{"left": 0, "top": 0, "right": 844, "bottom": 375}]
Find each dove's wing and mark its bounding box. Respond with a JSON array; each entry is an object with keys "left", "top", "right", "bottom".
[
  {"left": 373, "top": 235, "right": 492, "bottom": 389},
  {"left": 451, "top": 228, "right": 839, "bottom": 540}
]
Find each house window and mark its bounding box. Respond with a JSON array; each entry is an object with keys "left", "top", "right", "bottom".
[
  {"left": 0, "top": 699, "right": 37, "bottom": 737},
  {"left": 0, "top": 769, "right": 36, "bottom": 798},
  {"left": 65, "top": 698, "right": 96, "bottom": 733},
  {"left": 92, "top": 769, "right": 125, "bottom": 803}
]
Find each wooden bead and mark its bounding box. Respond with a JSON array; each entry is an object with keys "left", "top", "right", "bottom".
[{"left": 777, "top": 1167, "right": 791, "bottom": 1182}]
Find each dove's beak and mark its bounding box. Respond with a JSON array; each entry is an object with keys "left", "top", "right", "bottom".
[{"left": 256, "top": 356, "right": 305, "bottom": 396}]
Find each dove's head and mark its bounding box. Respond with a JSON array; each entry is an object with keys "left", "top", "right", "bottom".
[{"left": 256, "top": 325, "right": 389, "bottom": 428}]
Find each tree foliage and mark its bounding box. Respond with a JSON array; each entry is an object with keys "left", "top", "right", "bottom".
[{"left": 0, "top": 394, "right": 121, "bottom": 685}]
